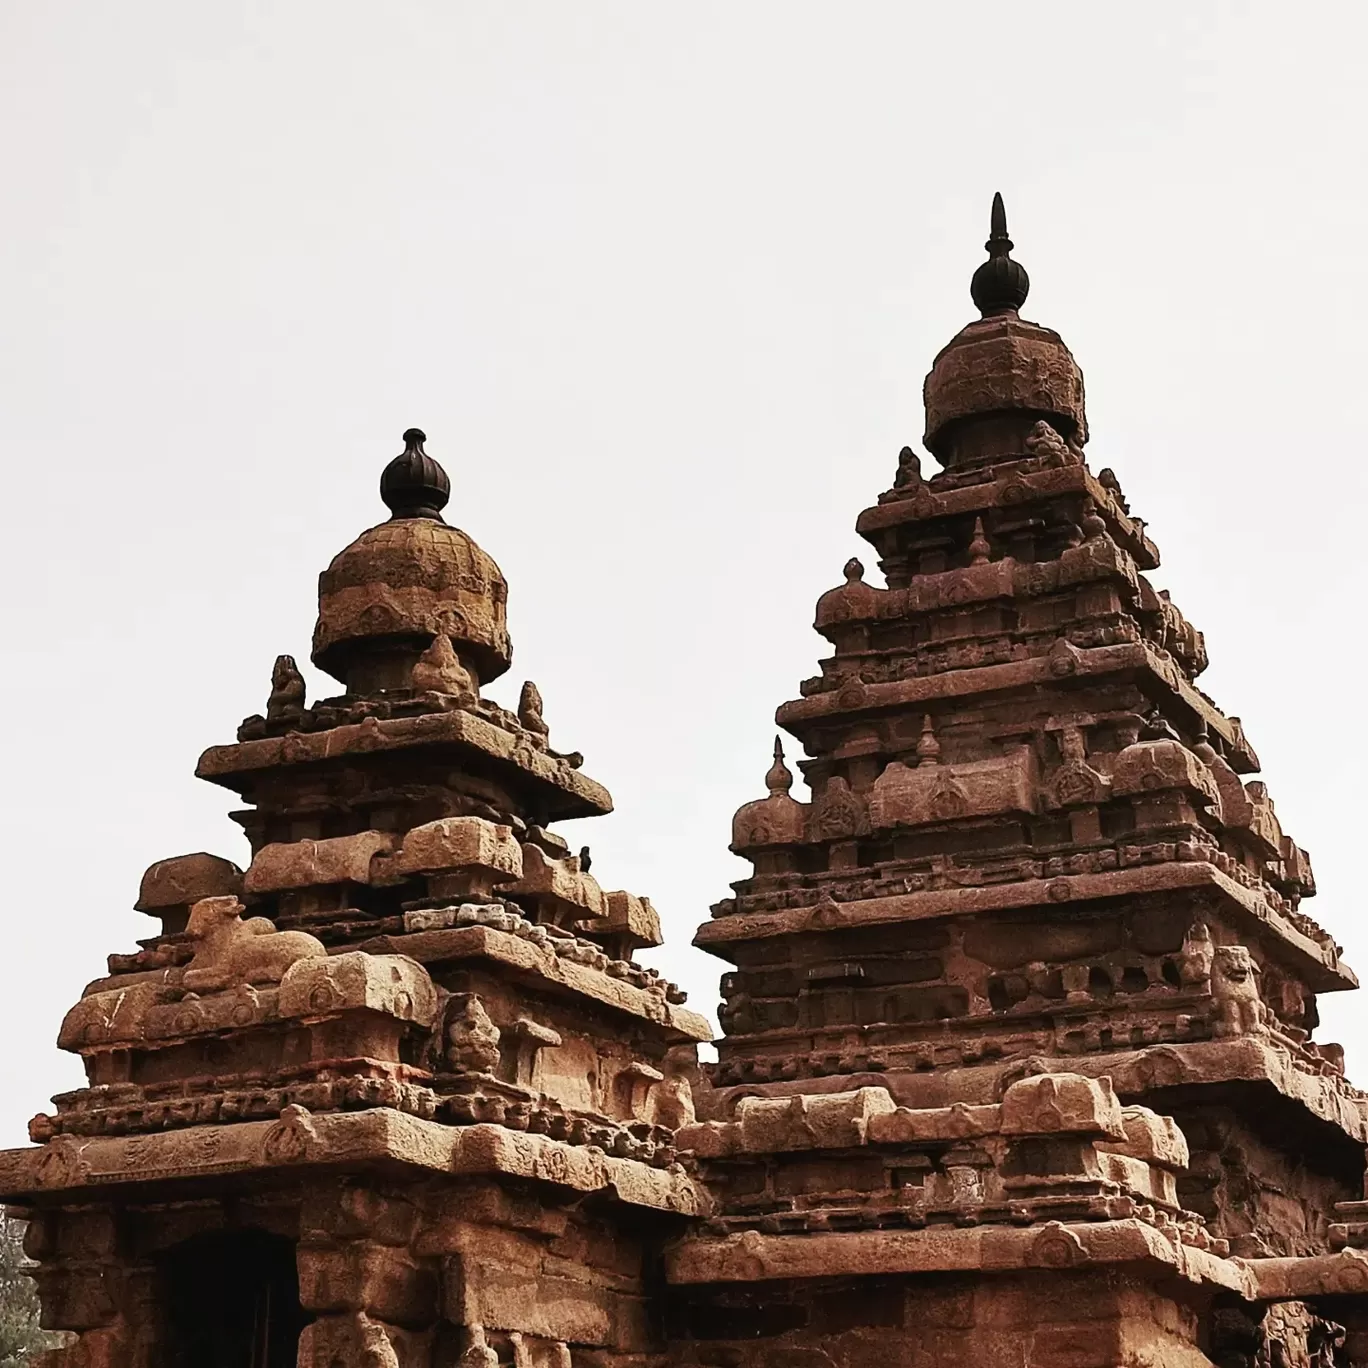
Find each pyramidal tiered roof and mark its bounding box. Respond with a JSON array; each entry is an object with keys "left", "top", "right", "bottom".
[
  {"left": 672, "top": 197, "right": 1368, "bottom": 1366},
  {"left": 6, "top": 199, "right": 1368, "bottom": 1368},
  {"left": 0, "top": 427, "right": 708, "bottom": 1366}
]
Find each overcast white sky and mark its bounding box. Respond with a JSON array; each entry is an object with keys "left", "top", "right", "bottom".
[{"left": 0, "top": 2, "right": 1364, "bottom": 1146}]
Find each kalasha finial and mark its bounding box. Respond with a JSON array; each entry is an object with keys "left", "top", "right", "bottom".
[
  {"left": 380, "top": 427, "right": 452, "bottom": 522},
  {"left": 916, "top": 714, "right": 942, "bottom": 766},
  {"left": 970, "top": 192, "right": 1030, "bottom": 318},
  {"left": 765, "top": 736, "right": 794, "bottom": 795}
]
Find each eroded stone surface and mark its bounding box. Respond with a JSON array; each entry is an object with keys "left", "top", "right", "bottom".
[{"left": 7, "top": 203, "right": 1368, "bottom": 1368}]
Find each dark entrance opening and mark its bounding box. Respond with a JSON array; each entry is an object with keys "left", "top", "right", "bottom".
[{"left": 159, "top": 1229, "right": 308, "bottom": 1368}]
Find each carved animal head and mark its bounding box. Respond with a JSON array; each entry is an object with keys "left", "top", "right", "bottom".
[
  {"left": 1215, "top": 944, "right": 1260, "bottom": 984},
  {"left": 186, "top": 895, "right": 249, "bottom": 942}
]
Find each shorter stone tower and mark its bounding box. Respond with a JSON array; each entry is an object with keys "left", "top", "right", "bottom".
[{"left": 1, "top": 430, "right": 709, "bottom": 1367}]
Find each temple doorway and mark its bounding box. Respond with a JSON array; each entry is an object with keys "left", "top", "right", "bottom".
[{"left": 159, "top": 1229, "right": 308, "bottom": 1368}]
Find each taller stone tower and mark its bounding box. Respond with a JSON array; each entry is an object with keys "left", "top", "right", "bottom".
[{"left": 670, "top": 196, "right": 1368, "bottom": 1367}]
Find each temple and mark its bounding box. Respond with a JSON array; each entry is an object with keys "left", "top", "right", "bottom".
[{"left": 5, "top": 197, "right": 1368, "bottom": 1367}]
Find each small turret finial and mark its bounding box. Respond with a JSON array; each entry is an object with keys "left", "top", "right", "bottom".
[
  {"left": 916, "top": 714, "right": 942, "bottom": 766},
  {"left": 380, "top": 427, "right": 452, "bottom": 522},
  {"left": 970, "top": 192, "right": 1030, "bottom": 318},
  {"left": 765, "top": 736, "right": 794, "bottom": 795}
]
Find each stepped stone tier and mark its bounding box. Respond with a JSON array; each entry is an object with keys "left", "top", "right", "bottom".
[
  {"left": 683, "top": 196, "right": 1368, "bottom": 1368},
  {"left": 0, "top": 427, "right": 709, "bottom": 1367},
  {"left": 3, "top": 200, "right": 1368, "bottom": 1368}
]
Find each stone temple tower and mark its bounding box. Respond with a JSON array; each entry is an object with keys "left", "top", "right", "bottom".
[
  {"left": 671, "top": 197, "right": 1368, "bottom": 1366},
  {"left": 8, "top": 198, "right": 1368, "bottom": 1368},
  {"left": 0, "top": 430, "right": 709, "bottom": 1366}
]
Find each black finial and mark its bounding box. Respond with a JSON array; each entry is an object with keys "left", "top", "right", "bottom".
[
  {"left": 379, "top": 427, "right": 451, "bottom": 521},
  {"left": 970, "top": 192, "right": 1030, "bottom": 318}
]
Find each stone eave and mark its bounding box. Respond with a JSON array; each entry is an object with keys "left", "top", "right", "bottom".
[
  {"left": 665, "top": 1218, "right": 1245, "bottom": 1291},
  {"left": 0, "top": 1110, "right": 702, "bottom": 1215},
  {"left": 776, "top": 640, "right": 1258, "bottom": 774},
  {"left": 1042, "top": 1038, "right": 1368, "bottom": 1144},
  {"left": 356, "top": 923, "right": 713, "bottom": 1043},
  {"left": 196, "top": 710, "right": 613, "bottom": 820},
  {"left": 667, "top": 1219, "right": 1368, "bottom": 1302},
  {"left": 855, "top": 464, "right": 1159, "bottom": 571},
  {"left": 699, "top": 1039, "right": 1368, "bottom": 1146},
  {"left": 695, "top": 860, "right": 1354, "bottom": 993},
  {"left": 815, "top": 536, "right": 1142, "bottom": 636}
]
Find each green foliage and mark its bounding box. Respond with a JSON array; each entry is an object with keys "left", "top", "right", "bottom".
[{"left": 0, "top": 1212, "right": 57, "bottom": 1367}]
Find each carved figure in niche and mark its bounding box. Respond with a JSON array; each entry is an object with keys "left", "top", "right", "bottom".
[
  {"left": 266, "top": 654, "right": 305, "bottom": 725},
  {"left": 718, "top": 991, "right": 755, "bottom": 1037},
  {"left": 181, "top": 897, "right": 325, "bottom": 993},
  {"left": 460, "top": 1324, "right": 500, "bottom": 1368},
  {"left": 893, "top": 443, "right": 922, "bottom": 490},
  {"left": 1098, "top": 467, "right": 1130, "bottom": 513},
  {"left": 1024, "top": 419, "right": 1076, "bottom": 466},
  {"left": 445, "top": 993, "right": 501, "bottom": 1074},
  {"left": 1051, "top": 724, "right": 1107, "bottom": 808},
  {"left": 718, "top": 973, "right": 756, "bottom": 1036},
  {"left": 518, "top": 680, "right": 551, "bottom": 746},
  {"left": 1139, "top": 705, "right": 1181, "bottom": 744},
  {"left": 812, "top": 775, "right": 865, "bottom": 841},
  {"left": 1179, "top": 922, "right": 1215, "bottom": 988},
  {"left": 1211, "top": 944, "right": 1267, "bottom": 1038},
  {"left": 648, "top": 1048, "right": 697, "bottom": 1130},
  {"left": 411, "top": 633, "right": 477, "bottom": 703}
]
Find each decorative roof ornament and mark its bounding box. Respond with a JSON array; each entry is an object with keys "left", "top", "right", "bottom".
[
  {"left": 380, "top": 427, "right": 452, "bottom": 522},
  {"left": 969, "top": 192, "right": 1030, "bottom": 318},
  {"left": 968, "top": 517, "right": 991, "bottom": 565},
  {"left": 916, "top": 715, "right": 942, "bottom": 766},
  {"left": 765, "top": 737, "right": 795, "bottom": 795}
]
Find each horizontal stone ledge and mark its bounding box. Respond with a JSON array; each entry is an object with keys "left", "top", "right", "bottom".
[
  {"left": 1242, "top": 1249, "right": 1368, "bottom": 1300},
  {"left": 664, "top": 1218, "right": 1249, "bottom": 1292},
  {"left": 855, "top": 464, "right": 1158, "bottom": 570},
  {"left": 697, "top": 860, "right": 1352, "bottom": 993},
  {"left": 700, "top": 1038, "right": 1368, "bottom": 1147},
  {"left": 775, "top": 640, "right": 1253, "bottom": 771},
  {"left": 358, "top": 924, "right": 712, "bottom": 1043},
  {"left": 0, "top": 1109, "right": 704, "bottom": 1215},
  {"left": 196, "top": 708, "right": 612, "bottom": 818}
]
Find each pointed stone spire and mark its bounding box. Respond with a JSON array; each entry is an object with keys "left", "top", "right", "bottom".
[
  {"left": 970, "top": 192, "right": 1030, "bottom": 318},
  {"left": 968, "top": 517, "right": 991, "bottom": 565},
  {"left": 380, "top": 427, "right": 451, "bottom": 522},
  {"left": 765, "top": 736, "right": 794, "bottom": 795},
  {"left": 916, "top": 714, "right": 942, "bottom": 766}
]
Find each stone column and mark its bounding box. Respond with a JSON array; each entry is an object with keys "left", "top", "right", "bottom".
[
  {"left": 25, "top": 1207, "right": 164, "bottom": 1368},
  {"left": 296, "top": 1181, "right": 437, "bottom": 1367}
]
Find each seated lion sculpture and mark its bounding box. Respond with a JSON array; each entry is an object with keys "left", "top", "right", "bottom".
[{"left": 182, "top": 895, "right": 326, "bottom": 993}]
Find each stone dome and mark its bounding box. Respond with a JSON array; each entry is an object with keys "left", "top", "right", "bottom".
[
  {"left": 312, "top": 517, "right": 512, "bottom": 686},
  {"left": 922, "top": 194, "right": 1087, "bottom": 466},
  {"left": 922, "top": 312, "right": 1087, "bottom": 461},
  {"left": 311, "top": 430, "right": 512, "bottom": 688}
]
